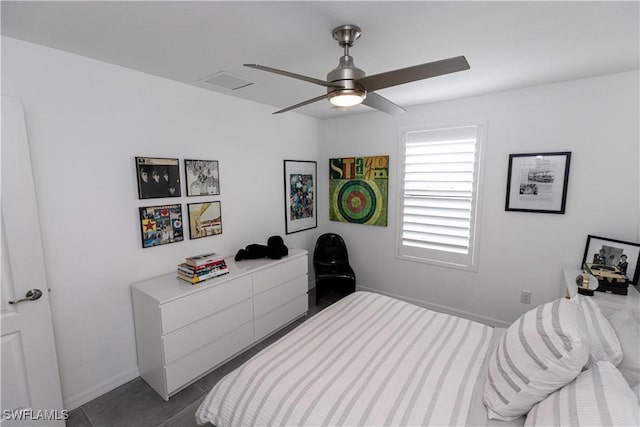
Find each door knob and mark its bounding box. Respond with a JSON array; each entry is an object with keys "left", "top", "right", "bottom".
[{"left": 8, "top": 289, "right": 43, "bottom": 305}]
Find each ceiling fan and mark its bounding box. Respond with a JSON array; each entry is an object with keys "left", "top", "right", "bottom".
[{"left": 244, "top": 25, "right": 470, "bottom": 115}]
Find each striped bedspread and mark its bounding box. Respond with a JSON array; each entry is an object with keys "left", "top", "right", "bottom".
[{"left": 196, "top": 291, "right": 495, "bottom": 426}]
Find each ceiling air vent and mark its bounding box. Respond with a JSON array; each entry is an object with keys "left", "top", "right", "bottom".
[{"left": 199, "top": 71, "right": 254, "bottom": 91}]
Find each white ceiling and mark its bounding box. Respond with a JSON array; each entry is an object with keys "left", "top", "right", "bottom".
[{"left": 2, "top": 1, "right": 638, "bottom": 120}]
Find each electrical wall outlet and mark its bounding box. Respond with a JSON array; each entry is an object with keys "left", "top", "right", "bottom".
[{"left": 521, "top": 290, "right": 532, "bottom": 304}]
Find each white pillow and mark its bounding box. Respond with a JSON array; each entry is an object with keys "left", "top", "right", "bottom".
[
  {"left": 571, "top": 294, "right": 623, "bottom": 366},
  {"left": 483, "top": 298, "right": 590, "bottom": 420},
  {"left": 524, "top": 361, "right": 640, "bottom": 426},
  {"left": 606, "top": 309, "right": 640, "bottom": 388}
]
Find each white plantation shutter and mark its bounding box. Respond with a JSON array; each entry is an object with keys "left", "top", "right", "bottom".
[{"left": 397, "top": 124, "right": 484, "bottom": 270}]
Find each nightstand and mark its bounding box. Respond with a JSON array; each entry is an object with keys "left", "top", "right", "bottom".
[{"left": 562, "top": 268, "right": 640, "bottom": 317}]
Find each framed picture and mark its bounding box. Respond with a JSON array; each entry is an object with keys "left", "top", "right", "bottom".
[
  {"left": 136, "top": 157, "right": 181, "bottom": 199},
  {"left": 284, "top": 160, "right": 317, "bottom": 234},
  {"left": 184, "top": 159, "right": 220, "bottom": 196},
  {"left": 187, "top": 201, "right": 222, "bottom": 239},
  {"left": 581, "top": 235, "right": 640, "bottom": 285},
  {"left": 139, "top": 204, "right": 183, "bottom": 248},
  {"left": 329, "top": 156, "right": 389, "bottom": 226},
  {"left": 505, "top": 152, "right": 571, "bottom": 214}
]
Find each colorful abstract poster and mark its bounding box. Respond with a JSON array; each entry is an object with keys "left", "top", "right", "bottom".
[{"left": 329, "top": 156, "right": 389, "bottom": 226}]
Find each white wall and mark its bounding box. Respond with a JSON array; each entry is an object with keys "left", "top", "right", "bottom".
[
  {"left": 2, "top": 37, "right": 321, "bottom": 409},
  {"left": 4, "top": 34, "right": 639, "bottom": 410},
  {"left": 319, "top": 71, "right": 640, "bottom": 326}
]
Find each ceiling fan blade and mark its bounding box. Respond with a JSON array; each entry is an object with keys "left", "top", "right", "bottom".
[
  {"left": 273, "top": 94, "right": 328, "bottom": 114},
  {"left": 362, "top": 92, "right": 406, "bottom": 115},
  {"left": 357, "top": 56, "right": 470, "bottom": 92},
  {"left": 244, "top": 64, "right": 339, "bottom": 88}
]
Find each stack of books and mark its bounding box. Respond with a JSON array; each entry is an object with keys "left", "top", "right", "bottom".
[{"left": 177, "top": 252, "right": 229, "bottom": 284}]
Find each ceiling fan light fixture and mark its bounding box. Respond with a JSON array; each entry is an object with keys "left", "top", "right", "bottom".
[
  {"left": 328, "top": 89, "right": 366, "bottom": 107},
  {"left": 246, "top": 23, "right": 470, "bottom": 115}
]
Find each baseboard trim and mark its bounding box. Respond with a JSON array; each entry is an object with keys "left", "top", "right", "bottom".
[
  {"left": 63, "top": 366, "right": 140, "bottom": 411},
  {"left": 356, "top": 285, "right": 511, "bottom": 328}
]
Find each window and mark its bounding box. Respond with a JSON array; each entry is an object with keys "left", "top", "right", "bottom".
[{"left": 396, "top": 122, "right": 485, "bottom": 270}]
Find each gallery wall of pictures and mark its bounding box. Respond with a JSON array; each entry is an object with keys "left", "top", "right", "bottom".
[{"left": 135, "top": 157, "right": 222, "bottom": 248}]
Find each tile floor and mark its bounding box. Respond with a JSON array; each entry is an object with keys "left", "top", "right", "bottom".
[{"left": 67, "top": 288, "right": 345, "bottom": 427}]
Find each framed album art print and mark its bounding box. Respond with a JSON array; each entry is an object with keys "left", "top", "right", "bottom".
[
  {"left": 136, "top": 157, "right": 181, "bottom": 199},
  {"left": 187, "top": 201, "right": 222, "bottom": 239},
  {"left": 139, "top": 204, "right": 183, "bottom": 248},
  {"left": 184, "top": 159, "right": 220, "bottom": 196}
]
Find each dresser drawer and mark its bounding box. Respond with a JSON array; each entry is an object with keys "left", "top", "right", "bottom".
[
  {"left": 165, "top": 322, "right": 254, "bottom": 395},
  {"left": 161, "top": 276, "right": 252, "bottom": 334},
  {"left": 252, "top": 255, "right": 307, "bottom": 295},
  {"left": 253, "top": 275, "right": 307, "bottom": 319},
  {"left": 162, "top": 299, "right": 253, "bottom": 364},
  {"left": 254, "top": 294, "right": 308, "bottom": 341}
]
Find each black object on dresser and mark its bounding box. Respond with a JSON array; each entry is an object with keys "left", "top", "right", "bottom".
[{"left": 313, "top": 233, "right": 356, "bottom": 306}]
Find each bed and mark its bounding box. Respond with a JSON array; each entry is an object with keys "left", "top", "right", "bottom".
[{"left": 196, "top": 290, "right": 640, "bottom": 426}]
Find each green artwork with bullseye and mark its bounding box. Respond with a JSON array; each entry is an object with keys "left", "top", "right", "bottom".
[{"left": 329, "top": 156, "right": 388, "bottom": 227}]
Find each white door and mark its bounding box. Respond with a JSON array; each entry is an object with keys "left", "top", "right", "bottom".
[{"left": 1, "top": 96, "right": 65, "bottom": 425}]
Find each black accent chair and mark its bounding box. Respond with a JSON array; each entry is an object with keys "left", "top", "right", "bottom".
[{"left": 313, "top": 233, "right": 356, "bottom": 306}]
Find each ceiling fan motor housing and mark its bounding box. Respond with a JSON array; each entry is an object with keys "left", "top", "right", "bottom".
[{"left": 327, "top": 55, "right": 366, "bottom": 100}]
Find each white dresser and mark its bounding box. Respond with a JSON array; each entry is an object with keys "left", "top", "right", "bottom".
[
  {"left": 562, "top": 268, "right": 640, "bottom": 317},
  {"left": 131, "top": 248, "right": 308, "bottom": 400}
]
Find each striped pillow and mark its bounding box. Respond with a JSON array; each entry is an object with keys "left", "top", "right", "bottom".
[
  {"left": 525, "top": 361, "right": 640, "bottom": 426},
  {"left": 607, "top": 309, "right": 640, "bottom": 388},
  {"left": 571, "top": 295, "right": 623, "bottom": 367},
  {"left": 483, "top": 298, "right": 590, "bottom": 420}
]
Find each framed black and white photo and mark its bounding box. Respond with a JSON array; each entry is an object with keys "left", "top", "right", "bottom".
[
  {"left": 284, "top": 160, "right": 317, "bottom": 234},
  {"left": 139, "top": 204, "right": 183, "bottom": 248},
  {"left": 184, "top": 159, "right": 220, "bottom": 196},
  {"left": 187, "top": 201, "right": 222, "bottom": 239},
  {"left": 505, "top": 152, "right": 571, "bottom": 214},
  {"left": 136, "top": 157, "right": 181, "bottom": 199},
  {"left": 582, "top": 235, "right": 640, "bottom": 285}
]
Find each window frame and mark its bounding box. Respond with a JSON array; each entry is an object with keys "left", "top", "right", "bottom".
[{"left": 395, "top": 120, "right": 487, "bottom": 271}]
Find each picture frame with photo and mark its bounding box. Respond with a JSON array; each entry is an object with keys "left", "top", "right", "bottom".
[
  {"left": 139, "top": 204, "right": 183, "bottom": 248},
  {"left": 136, "top": 157, "right": 181, "bottom": 199},
  {"left": 184, "top": 159, "right": 220, "bottom": 196},
  {"left": 284, "top": 160, "right": 317, "bottom": 234},
  {"left": 581, "top": 235, "right": 640, "bottom": 285},
  {"left": 505, "top": 152, "right": 571, "bottom": 214},
  {"left": 187, "top": 201, "right": 222, "bottom": 239}
]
